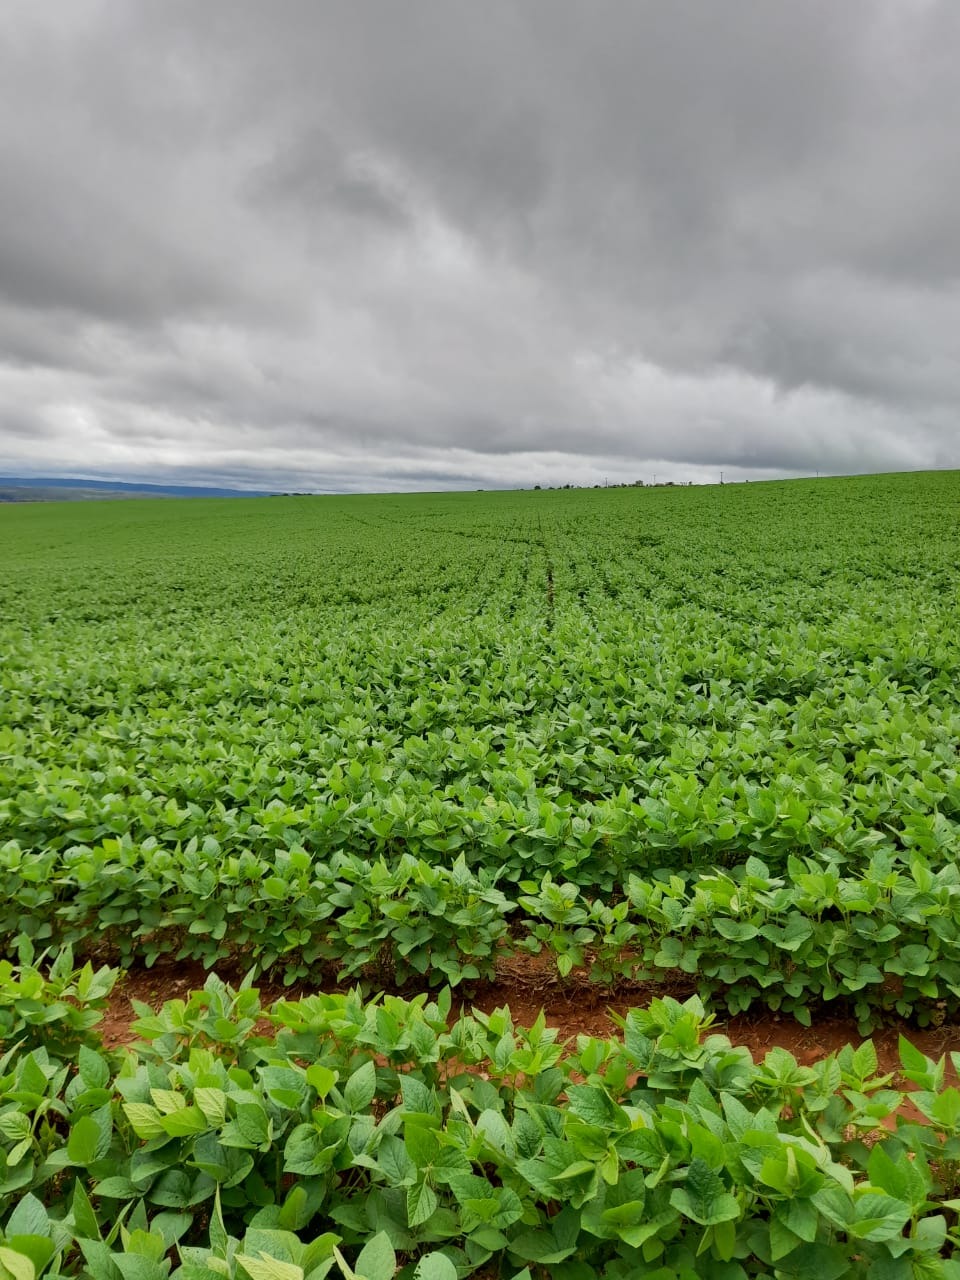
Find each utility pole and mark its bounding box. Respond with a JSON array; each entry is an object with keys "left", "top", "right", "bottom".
[{"left": 720, "top": 471, "right": 724, "bottom": 485}]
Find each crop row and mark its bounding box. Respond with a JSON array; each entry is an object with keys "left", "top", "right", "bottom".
[
  {"left": 4, "top": 710, "right": 959, "bottom": 891},
  {"left": 4, "top": 955, "right": 960, "bottom": 1278},
  {"left": 4, "top": 840, "right": 960, "bottom": 1030}
]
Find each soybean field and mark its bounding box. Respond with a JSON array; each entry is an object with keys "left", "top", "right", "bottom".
[
  {"left": 6, "top": 472, "right": 960, "bottom": 1278},
  {"left": 2, "top": 472, "right": 960, "bottom": 1026}
]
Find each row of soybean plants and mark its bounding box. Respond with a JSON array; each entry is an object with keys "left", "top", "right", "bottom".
[
  {"left": 4, "top": 640, "right": 959, "bottom": 895},
  {"left": 3, "top": 954, "right": 960, "bottom": 1278},
  {"left": 3, "top": 841, "right": 959, "bottom": 1030}
]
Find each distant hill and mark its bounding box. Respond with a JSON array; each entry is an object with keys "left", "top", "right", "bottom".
[{"left": 0, "top": 476, "right": 272, "bottom": 502}]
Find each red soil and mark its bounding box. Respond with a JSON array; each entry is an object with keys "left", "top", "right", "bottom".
[{"left": 97, "top": 952, "right": 960, "bottom": 1087}]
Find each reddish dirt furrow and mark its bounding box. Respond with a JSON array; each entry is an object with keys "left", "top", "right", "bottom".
[{"left": 97, "top": 953, "right": 960, "bottom": 1088}]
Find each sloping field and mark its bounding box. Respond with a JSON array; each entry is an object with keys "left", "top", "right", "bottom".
[
  {"left": 2, "top": 473, "right": 960, "bottom": 1024},
  {"left": 3, "top": 473, "right": 960, "bottom": 1275}
]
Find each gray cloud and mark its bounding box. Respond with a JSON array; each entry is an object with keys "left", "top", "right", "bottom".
[{"left": 1, "top": 0, "right": 958, "bottom": 492}]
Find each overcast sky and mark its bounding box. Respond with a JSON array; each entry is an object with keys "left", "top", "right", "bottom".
[{"left": 1, "top": 1, "right": 958, "bottom": 492}]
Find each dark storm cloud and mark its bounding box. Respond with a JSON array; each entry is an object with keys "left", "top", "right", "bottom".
[{"left": 1, "top": 0, "right": 958, "bottom": 491}]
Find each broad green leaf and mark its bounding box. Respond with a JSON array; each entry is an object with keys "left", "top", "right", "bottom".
[
  {"left": 412, "top": 1255, "right": 457, "bottom": 1280},
  {"left": 306, "top": 1064, "right": 338, "bottom": 1098},
  {"left": 236, "top": 1255, "right": 304, "bottom": 1280},
  {"left": 343, "top": 1062, "right": 377, "bottom": 1113},
  {"left": 353, "top": 1233, "right": 396, "bottom": 1280},
  {"left": 4, "top": 1195, "right": 48, "bottom": 1240},
  {"left": 406, "top": 1178, "right": 438, "bottom": 1228},
  {"left": 195, "top": 1088, "right": 227, "bottom": 1126},
  {"left": 0, "top": 1247, "right": 35, "bottom": 1280},
  {"left": 670, "top": 1159, "right": 740, "bottom": 1226},
  {"left": 67, "top": 1114, "right": 103, "bottom": 1167}
]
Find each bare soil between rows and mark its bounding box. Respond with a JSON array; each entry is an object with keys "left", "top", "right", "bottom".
[{"left": 98, "top": 952, "right": 960, "bottom": 1090}]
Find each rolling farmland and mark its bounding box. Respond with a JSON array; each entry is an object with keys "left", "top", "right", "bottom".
[
  {"left": 3, "top": 473, "right": 959, "bottom": 1023},
  {"left": 2, "top": 471, "right": 960, "bottom": 1275}
]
